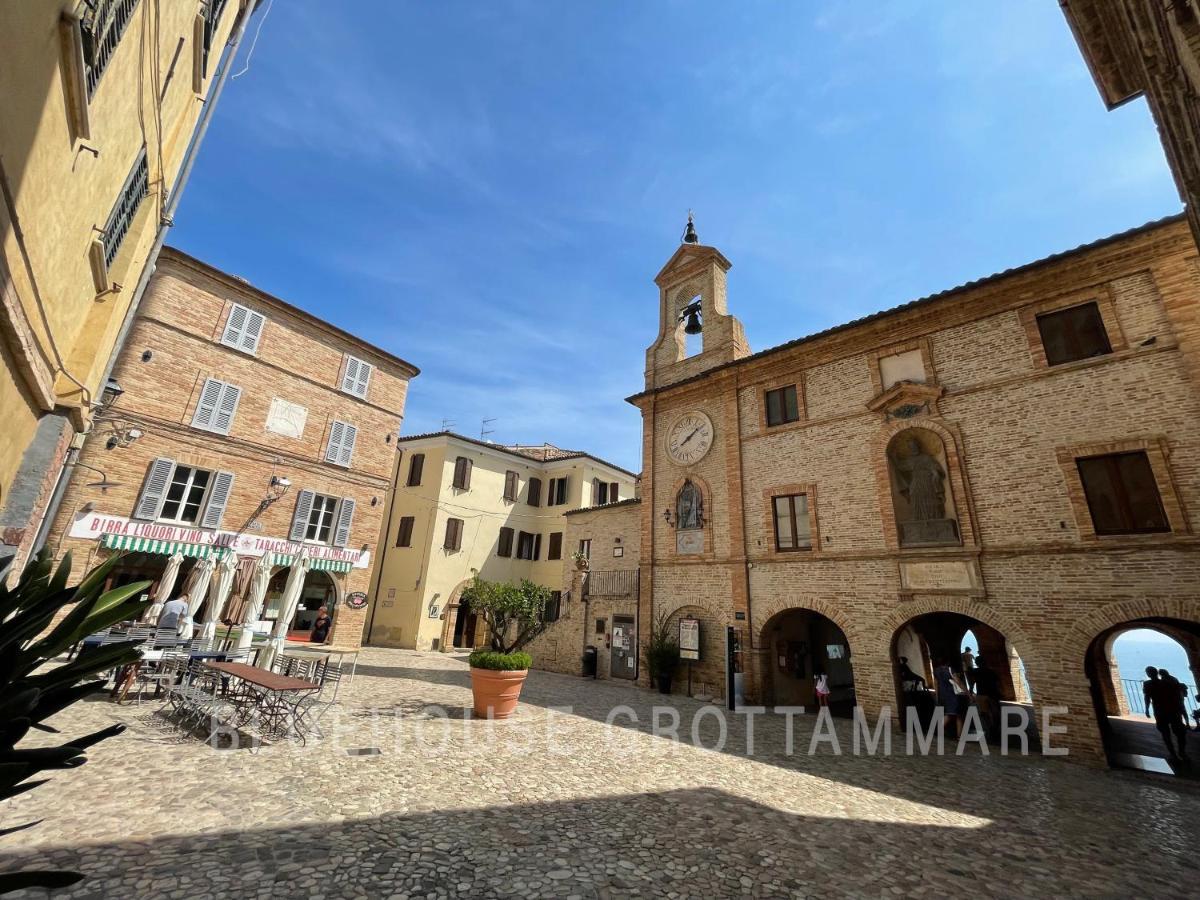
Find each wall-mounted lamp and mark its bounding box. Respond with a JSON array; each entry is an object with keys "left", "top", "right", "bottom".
[
  {"left": 663, "top": 507, "right": 674, "bottom": 527},
  {"left": 267, "top": 475, "right": 292, "bottom": 503},
  {"left": 99, "top": 377, "right": 124, "bottom": 410}
]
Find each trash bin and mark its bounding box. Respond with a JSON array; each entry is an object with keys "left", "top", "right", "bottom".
[{"left": 582, "top": 645, "right": 598, "bottom": 679}]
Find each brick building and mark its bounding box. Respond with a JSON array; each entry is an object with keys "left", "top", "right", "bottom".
[
  {"left": 365, "top": 432, "right": 636, "bottom": 652},
  {"left": 42, "top": 247, "right": 417, "bottom": 650},
  {"left": 535, "top": 213, "right": 1200, "bottom": 767}
]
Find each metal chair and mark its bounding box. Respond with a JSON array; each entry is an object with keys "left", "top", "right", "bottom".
[{"left": 292, "top": 664, "right": 342, "bottom": 744}]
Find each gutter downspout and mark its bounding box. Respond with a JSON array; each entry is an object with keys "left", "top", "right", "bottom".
[{"left": 30, "top": 3, "right": 257, "bottom": 561}]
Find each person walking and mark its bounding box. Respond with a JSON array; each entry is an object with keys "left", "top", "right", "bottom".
[{"left": 1145, "top": 666, "right": 1188, "bottom": 760}]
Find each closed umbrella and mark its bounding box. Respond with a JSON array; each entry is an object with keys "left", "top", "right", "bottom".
[
  {"left": 236, "top": 553, "right": 275, "bottom": 653},
  {"left": 178, "top": 557, "right": 215, "bottom": 641},
  {"left": 201, "top": 551, "right": 238, "bottom": 645},
  {"left": 143, "top": 551, "right": 185, "bottom": 623},
  {"left": 259, "top": 549, "right": 310, "bottom": 670}
]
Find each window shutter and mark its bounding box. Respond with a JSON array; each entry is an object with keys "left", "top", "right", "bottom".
[
  {"left": 325, "top": 421, "right": 348, "bottom": 464},
  {"left": 408, "top": 453, "right": 424, "bottom": 486},
  {"left": 213, "top": 382, "right": 240, "bottom": 434},
  {"left": 355, "top": 360, "right": 372, "bottom": 397},
  {"left": 241, "top": 309, "right": 265, "bottom": 353},
  {"left": 221, "top": 304, "right": 247, "bottom": 347},
  {"left": 528, "top": 477, "right": 541, "bottom": 507},
  {"left": 445, "top": 518, "right": 462, "bottom": 551},
  {"left": 463, "top": 458, "right": 472, "bottom": 489},
  {"left": 338, "top": 423, "right": 357, "bottom": 467},
  {"left": 548, "top": 532, "right": 562, "bottom": 560},
  {"left": 341, "top": 356, "right": 360, "bottom": 394},
  {"left": 289, "top": 489, "right": 315, "bottom": 541},
  {"left": 134, "top": 457, "right": 175, "bottom": 519},
  {"left": 609, "top": 482, "right": 619, "bottom": 502},
  {"left": 592, "top": 478, "right": 601, "bottom": 504},
  {"left": 453, "top": 457, "right": 472, "bottom": 490},
  {"left": 396, "top": 516, "right": 414, "bottom": 547},
  {"left": 333, "top": 497, "right": 356, "bottom": 547},
  {"left": 199, "top": 470, "right": 234, "bottom": 529},
  {"left": 191, "top": 378, "right": 223, "bottom": 430},
  {"left": 533, "top": 533, "right": 542, "bottom": 561},
  {"left": 498, "top": 526, "right": 513, "bottom": 557}
]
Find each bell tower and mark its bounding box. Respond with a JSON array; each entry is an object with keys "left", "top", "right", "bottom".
[{"left": 644, "top": 214, "right": 750, "bottom": 391}]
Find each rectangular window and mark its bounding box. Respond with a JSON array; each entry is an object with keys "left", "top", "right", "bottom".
[
  {"left": 609, "top": 482, "right": 619, "bottom": 503},
  {"left": 453, "top": 456, "right": 472, "bottom": 490},
  {"left": 548, "top": 532, "right": 563, "bottom": 560},
  {"left": 220, "top": 302, "right": 266, "bottom": 355},
  {"left": 547, "top": 477, "right": 568, "bottom": 506},
  {"left": 504, "top": 470, "right": 519, "bottom": 502},
  {"left": 324, "top": 420, "right": 358, "bottom": 467},
  {"left": 1036, "top": 302, "right": 1113, "bottom": 366},
  {"left": 80, "top": 0, "right": 141, "bottom": 99},
  {"left": 772, "top": 494, "right": 812, "bottom": 551},
  {"left": 407, "top": 453, "right": 425, "bottom": 487},
  {"left": 543, "top": 591, "right": 562, "bottom": 623},
  {"left": 765, "top": 385, "right": 800, "bottom": 426},
  {"left": 102, "top": 147, "right": 149, "bottom": 269},
  {"left": 199, "top": 0, "right": 229, "bottom": 80},
  {"left": 527, "top": 477, "right": 542, "bottom": 507},
  {"left": 444, "top": 518, "right": 463, "bottom": 551},
  {"left": 1076, "top": 452, "right": 1170, "bottom": 535},
  {"left": 305, "top": 494, "right": 340, "bottom": 544},
  {"left": 159, "top": 465, "right": 211, "bottom": 524},
  {"left": 395, "top": 516, "right": 415, "bottom": 548},
  {"left": 341, "top": 354, "right": 373, "bottom": 399},
  {"left": 191, "top": 377, "right": 241, "bottom": 435},
  {"left": 516, "top": 531, "right": 536, "bottom": 560},
  {"left": 578, "top": 538, "right": 591, "bottom": 560},
  {"left": 498, "top": 526, "right": 514, "bottom": 557},
  {"left": 593, "top": 479, "right": 607, "bottom": 505}
]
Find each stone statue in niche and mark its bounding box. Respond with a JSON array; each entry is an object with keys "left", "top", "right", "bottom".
[
  {"left": 676, "top": 480, "right": 703, "bottom": 530},
  {"left": 889, "top": 432, "right": 960, "bottom": 546}
]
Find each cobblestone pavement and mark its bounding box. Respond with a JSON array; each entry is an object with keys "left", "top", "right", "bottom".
[{"left": 2, "top": 648, "right": 1199, "bottom": 898}]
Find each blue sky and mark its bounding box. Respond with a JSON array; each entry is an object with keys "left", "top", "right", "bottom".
[{"left": 172, "top": 0, "right": 1181, "bottom": 473}]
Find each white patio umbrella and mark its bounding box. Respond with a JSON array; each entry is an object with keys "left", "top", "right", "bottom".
[
  {"left": 236, "top": 553, "right": 276, "bottom": 653},
  {"left": 201, "top": 550, "right": 238, "bottom": 645},
  {"left": 259, "top": 549, "right": 310, "bottom": 669},
  {"left": 177, "top": 556, "right": 215, "bottom": 641},
  {"left": 142, "top": 551, "right": 185, "bottom": 624}
]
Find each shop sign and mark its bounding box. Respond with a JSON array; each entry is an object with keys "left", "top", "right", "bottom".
[
  {"left": 679, "top": 617, "right": 700, "bottom": 661},
  {"left": 69, "top": 512, "right": 371, "bottom": 568},
  {"left": 345, "top": 592, "right": 368, "bottom": 610}
]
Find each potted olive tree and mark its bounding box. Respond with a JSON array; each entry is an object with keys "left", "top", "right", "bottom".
[
  {"left": 459, "top": 577, "right": 552, "bottom": 719},
  {"left": 647, "top": 613, "right": 680, "bottom": 694}
]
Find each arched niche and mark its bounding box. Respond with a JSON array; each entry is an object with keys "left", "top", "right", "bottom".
[{"left": 886, "top": 427, "right": 961, "bottom": 548}]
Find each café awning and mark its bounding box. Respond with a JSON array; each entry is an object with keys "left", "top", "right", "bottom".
[
  {"left": 266, "top": 552, "right": 352, "bottom": 574},
  {"left": 101, "top": 533, "right": 218, "bottom": 559}
]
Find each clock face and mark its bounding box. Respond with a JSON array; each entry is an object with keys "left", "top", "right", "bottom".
[{"left": 666, "top": 412, "right": 714, "bottom": 466}]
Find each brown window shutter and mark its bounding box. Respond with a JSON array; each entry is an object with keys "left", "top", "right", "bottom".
[
  {"left": 548, "top": 532, "right": 562, "bottom": 560},
  {"left": 609, "top": 482, "right": 619, "bottom": 501},
  {"left": 408, "top": 453, "right": 424, "bottom": 486},
  {"left": 528, "top": 477, "right": 541, "bottom": 506},
  {"left": 445, "top": 518, "right": 463, "bottom": 550},
  {"left": 397, "top": 516, "right": 414, "bottom": 547},
  {"left": 533, "top": 533, "right": 542, "bottom": 560},
  {"left": 498, "top": 526, "right": 514, "bottom": 557}
]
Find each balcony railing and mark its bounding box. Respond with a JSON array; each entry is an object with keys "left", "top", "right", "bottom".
[
  {"left": 1120, "top": 677, "right": 1198, "bottom": 717},
  {"left": 583, "top": 568, "right": 638, "bottom": 598}
]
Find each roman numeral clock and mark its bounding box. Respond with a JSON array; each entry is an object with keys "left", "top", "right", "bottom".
[{"left": 666, "top": 411, "right": 714, "bottom": 465}]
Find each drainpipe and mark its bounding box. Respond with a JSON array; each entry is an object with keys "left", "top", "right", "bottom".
[{"left": 30, "top": 3, "right": 258, "bottom": 560}]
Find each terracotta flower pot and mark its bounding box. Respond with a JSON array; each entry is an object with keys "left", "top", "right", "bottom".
[{"left": 469, "top": 667, "right": 529, "bottom": 719}]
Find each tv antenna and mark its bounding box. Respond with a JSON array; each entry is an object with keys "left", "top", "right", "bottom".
[
  {"left": 481, "top": 417, "right": 497, "bottom": 441},
  {"left": 440, "top": 418, "right": 456, "bottom": 432}
]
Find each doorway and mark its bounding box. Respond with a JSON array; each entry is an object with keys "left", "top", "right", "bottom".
[
  {"left": 610, "top": 615, "right": 637, "bottom": 680},
  {"left": 452, "top": 600, "right": 477, "bottom": 649},
  {"left": 760, "top": 608, "right": 856, "bottom": 716}
]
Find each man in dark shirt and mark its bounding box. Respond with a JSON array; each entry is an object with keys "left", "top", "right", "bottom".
[
  {"left": 1146, "top": 667, "right": 1188, "bottom": 760},
  {"left": 310, "top": 607, "right": 332, "bottom": 644}
]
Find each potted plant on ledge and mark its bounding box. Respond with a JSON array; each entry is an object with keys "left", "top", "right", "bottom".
[
  {"left": 459, "top": 576, "right": 552, "bottom": 719},
  {"left": 647, "top": 613, "right": 680, "bottom": 694}
]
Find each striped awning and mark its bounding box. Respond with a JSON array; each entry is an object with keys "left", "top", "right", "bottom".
[
  {"left": 101, "top": 533, "right": 216, "bottom": 559},
  {"left": 266, "top": 552, "right": 352, "bottom": 574}
]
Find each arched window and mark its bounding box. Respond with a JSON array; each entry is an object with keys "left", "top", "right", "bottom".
[{"left": 676, "top": 480, "right": 704, "bottom": 530}]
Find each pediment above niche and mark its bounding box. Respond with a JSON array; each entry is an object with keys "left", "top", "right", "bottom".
[{"left": 866, "top": 380, "right": 945, "bottom": 421}]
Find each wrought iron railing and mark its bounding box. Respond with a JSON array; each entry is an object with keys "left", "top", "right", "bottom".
[
  {"left": 102, "top": 148, "right": 149, "bottom": 268},
  {"left": 583, "top": 569, "right": 638, "bottom": 598},
  {"left": 1120, "top": 677, "right": 1198, "bottom": 717},
  {"left": 81, "top": 0, "right": 141, "bottom": 99}
]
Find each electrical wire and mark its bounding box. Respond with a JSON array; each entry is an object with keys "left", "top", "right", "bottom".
[{"left": 232, "top": 0, "right": 273, "bottom": 79}]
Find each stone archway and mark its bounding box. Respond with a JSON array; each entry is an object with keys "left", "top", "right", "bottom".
[
  {"left": 757, "top": 605, "right": 858, "bottom": 717},
  {"left": 440, "top": 578, "right": 483, "bottom": 652}
]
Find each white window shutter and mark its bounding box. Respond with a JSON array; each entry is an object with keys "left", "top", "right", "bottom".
[
  {"left": 341, "top": 356, "right": 360, "bottom": 394},
  {"left": 355, "top": 361, "right": 371, "bottom": 398},
  {"left": 134, "top": 457, "right": 175, "bottom": 520},
  {"left": 325, "top": 421, "right": 346, "bottom": 464},
  {"left": 191, "top": 378, "right": 223, "bottom": 430},
  {"left": 339, "top": 424, "right": 357, "bottom": 466},
  {"left": 241, "top": 310, "right": 265, "bottom": 353},
  {"left": 289, "top": 490, "right": 315, "bottom": 541},
  {"left": 333, "top": 497, "right": 356, "bottom": 547},
  {"left": 221, "top": 304, "right": 247, "bottom": 348},
  {"left": 200, "top": 471, "right": 235, "bottom": 529},
  {"left": 213, "top": 382, "right": 241, "bottom": 434}
]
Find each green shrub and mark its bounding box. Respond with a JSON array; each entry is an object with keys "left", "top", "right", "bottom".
[
  {"left": 459, "top": 576, "right": 552, "bottom": 653},
  {"left": 468, "top": 650, "right": 532, "bottom": 671},
  {"left": 647, "top": 612, "right": 680, "bottom": 679}
]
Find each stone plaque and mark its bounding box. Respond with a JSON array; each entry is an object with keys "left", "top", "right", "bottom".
[
  {"left": 899, "top": 560, "right": 977, "bottom": 592},
  {"left": 676, "top": 530, "right": 704, "bottom": 555},
  {"left": 266, "top": 398, "right": 308, "bottom": 439}
]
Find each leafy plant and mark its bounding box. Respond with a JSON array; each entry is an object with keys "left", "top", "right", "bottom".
[
  {"left": 459, "top": 577, "right": 552, "bottom": 653},
  {"left": 0, "top": 550, "right": 150, "bottom": 894},
  {"left": 646, "top": 613, "right": 680, "bottom": 681},
  {"left": 569, "top": 550, "right": 589, "bottom": 569},
  {"left": 468, "top": 650, "right": 532, "bottom": 671}
]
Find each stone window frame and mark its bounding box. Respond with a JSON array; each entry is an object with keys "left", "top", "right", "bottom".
[
  {"left": 760, "top": 483, "right": 821, "bottom": 556},
  {"left": 756, "top": 374, "right": 807, "bottom": 434},
  {"left": 871, "top": 418, "right": 976, "bottom": 552},
  {"left": 867, "top": 337, "right": 936, "bottom": 397},
  {"left": 667, "top": 474, "right": 714, "bottom": 559},
  {"left": 1056, "top": 437, "right": 1188, "bottom": 541},
  {"left": 1017, "top": 287, "right": 1127, "bottom": 370}
]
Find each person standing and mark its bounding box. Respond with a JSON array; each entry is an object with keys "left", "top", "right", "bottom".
[
  {"left": 961, "top": 646, "right": 977, "bottom": 690},
  {"left": 972, "top": 656, "right": 1003, "bottom": 740},
  {"left": 310, "top": 606, "right": 333, "bottom": 644},
  {"left": 1145, "top": 666, "right": 1188, "bottom": 760},
  {"left": 157, "top": 593, "right": 189, "bottom": 634},
  {"left": 1158, "top": 669, "right": 1189, "bottom": 759}
]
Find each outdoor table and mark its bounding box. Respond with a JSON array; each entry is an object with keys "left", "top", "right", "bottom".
[
  {"left": 203, "top": 661, "right": 319, "bottom": 741},
  {"left": 280, "top": 645, "right": 360, "bottom": 699}
]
